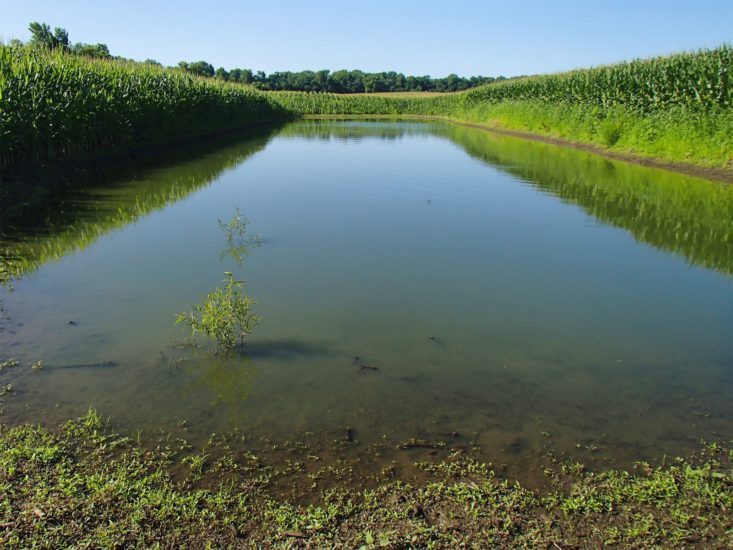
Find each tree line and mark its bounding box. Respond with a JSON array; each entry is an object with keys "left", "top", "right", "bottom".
[
  {"left": 19, "top": 22, "right": 505, "bottom": 93},
  {"left": 183, "top": 65, "right": 504, "bottom": 93}
]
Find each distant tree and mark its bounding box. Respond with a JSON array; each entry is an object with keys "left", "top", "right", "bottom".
[
  {"left": 9, "top": 38, "right": 24, "bottom": 48},
  {"left": 71, "top": 42, "right": 111, "bottom": 58},
  {"left": 28, "top": 21, "right": 69, "bottom": 50},
  {"left": 143, "top": 59, "right": 162, "bottom": 66},
  {"left": 215, "top": 67, "right": 229, "bottom": 80},
  {"left": 228, "top": 68, "right": 243, "bottom": 82},
  {"left": 178, "top": 60, "right": 215, "bottom": 77}
]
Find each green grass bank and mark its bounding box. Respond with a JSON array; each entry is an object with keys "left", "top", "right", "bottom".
[{"left": 0, "top": 411, "right": 730, "bottom": 548}]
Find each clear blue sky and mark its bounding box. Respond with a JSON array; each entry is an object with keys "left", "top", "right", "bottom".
[{"left": 1, "top": 0, "right": 730, "bottom": 77}]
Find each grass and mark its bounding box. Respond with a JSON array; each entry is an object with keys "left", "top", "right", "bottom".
[
  {"left": 0, "top": 411, "right": 730, "bottom": 547},
  {"left": 452, "top": 100, "right": 733, "bottom": 168}
]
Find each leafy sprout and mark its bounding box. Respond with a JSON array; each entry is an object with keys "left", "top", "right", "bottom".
[
  {"left": 175, "top": 272, "right": 258, "bottom": 353},
  {"left": 218, "top": 208, "right": 262, "bottom": 266}
]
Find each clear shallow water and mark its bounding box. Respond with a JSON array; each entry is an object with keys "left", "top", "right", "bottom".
[{"left": 1, "top": 120, "right": 731, "bottom": 480}]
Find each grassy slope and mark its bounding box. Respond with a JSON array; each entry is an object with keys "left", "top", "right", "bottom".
[
  {"left": 0, "top": 411, "right": 730, "bottom": 548},
  {"left": 452, "top": 101, "right": 733, "bottom": 170}
]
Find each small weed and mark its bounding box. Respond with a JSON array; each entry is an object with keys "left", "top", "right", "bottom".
[
  {"left": 218, "top": 208, "right": 262, "bottom": 266},
  {"left": 176, "top": 272, "right": 259, "bottom": 353}
]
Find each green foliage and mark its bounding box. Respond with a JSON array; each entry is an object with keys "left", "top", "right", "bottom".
[
  {"left": 70, "top": 42, "right": 111, "bottom": 59},
  {"left": 458, "top": 46, "right": 732, "bottom": 112},
  {"left": 27, "top": 21, "right": 69, "bottom": 50},
  {"left": 0, "top": 43, "right": 290, "bottom": 167},
  {"left": 250, "top": 69, "right": 499, "bottom": 92},
  {"left": 175, "top": 272, "right": 258, "bottom": 352},
  {"left": 177, "top": 60, "right": 215, "bottom": 77},
  {"left": 454, "top": 100, "right": 733, "bottom": 168},
  {"left": 269, "top": 90, "right": 453, "bottom": 115},
  {"left": 218, "top": 208, "right": 262, "bottom": 266}
]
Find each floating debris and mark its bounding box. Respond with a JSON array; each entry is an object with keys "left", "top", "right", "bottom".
[
  {"left": 31, "top": 360, "right": 44, "bottom": 371},
  {"left": 399, "top": 438, "right": 446, "bottom": 450},
  {"left": 0, "top": 358, "right": 19, "bottom": 371},
  {"left": 55, "top": 361, "right": 116, "bottom": 369},
  {"left": 359, "top": 364, "right": 378, "bottom": 372}
]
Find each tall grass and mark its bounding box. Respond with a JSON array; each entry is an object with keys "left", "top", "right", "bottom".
[{"left": 0, "top": 45, "right": 290, "bottom": 167}]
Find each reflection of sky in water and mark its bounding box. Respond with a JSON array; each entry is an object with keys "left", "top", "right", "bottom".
[{"left": 0, "top": 121, "right": 731, "bottom": 476}]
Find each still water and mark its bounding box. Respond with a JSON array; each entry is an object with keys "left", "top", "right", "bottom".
[{"left": 1, "top": 120, "right": 731, "bottom": 481}]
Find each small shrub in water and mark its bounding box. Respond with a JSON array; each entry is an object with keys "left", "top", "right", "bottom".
[
  {"left": 176, "top": 272, "right": 258, "bottom": 353},
  {"left": 218, "top": 208, "right": 262, "bottom": 266}
]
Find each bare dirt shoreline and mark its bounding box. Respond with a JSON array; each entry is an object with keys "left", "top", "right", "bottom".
[{"left": 304, "top": 114, "right": 733, "bottom": 184}]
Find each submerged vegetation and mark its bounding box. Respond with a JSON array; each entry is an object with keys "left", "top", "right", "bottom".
[
  {"left": 218, "top": 208, "right": 262, "bottom": 266},
  {"left": 175, "top": 210, "right": 260, "bottom": 352},
  {"left": 0, "top": 411, "right": 730, "bottom": 547}
]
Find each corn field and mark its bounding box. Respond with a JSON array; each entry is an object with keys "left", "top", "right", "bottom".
[
  {"left": 270, "top": 47, "right": 731, "bottom": 116},
  {"left": 268, "top": 90, "right": 453, "bottom": 116},
  {"left": 458, "top": 46, "right": 731, "bottom": 111},
  {"left": 1, "top": 44, "right": 729, "bottom": 168},
  {"left": 0, "top": 45, "right": 290, "bottom": 167}
]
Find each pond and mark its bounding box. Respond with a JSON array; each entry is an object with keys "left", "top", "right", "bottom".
[{"left": 1, "top": 120, "right": 731, "bottom": 486}]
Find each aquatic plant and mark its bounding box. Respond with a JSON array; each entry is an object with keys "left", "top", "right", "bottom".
[
  {"left": 175, "top": 272, "right": 258, "bottom": 353},
  {"left": 218, "top": 208, "right": 262, "bottom": 266}
]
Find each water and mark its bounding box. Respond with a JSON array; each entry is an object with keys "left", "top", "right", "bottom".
[{"left": 1, "top": 120, "right": 731, "bottom": 484}]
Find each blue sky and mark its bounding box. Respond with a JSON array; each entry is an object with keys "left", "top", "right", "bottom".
[{"left": 1, "top": 0, "right": 730, "bottom": 77}]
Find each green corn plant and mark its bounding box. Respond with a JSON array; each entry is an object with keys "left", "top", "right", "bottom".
[{"left": 0, "top": 43, "right": 291, "bottom": 168}]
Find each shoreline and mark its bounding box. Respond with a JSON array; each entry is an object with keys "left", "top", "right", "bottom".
[
  {"left": 0, "top": 412, "right": 729, "bottom": 547},
  {"left": 302, "top": 114, "right": 733, "bottom": 184}
]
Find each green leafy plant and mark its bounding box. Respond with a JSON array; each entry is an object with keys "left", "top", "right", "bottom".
[
  {"left": 175, "top": 272, "right": 258, "bottom": 353},
  {"left": 218, "top": 208, "right": 262, "bottom": 266}
]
